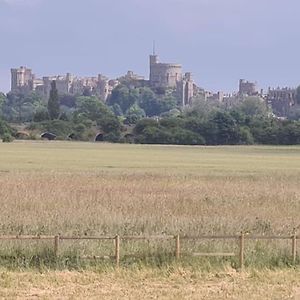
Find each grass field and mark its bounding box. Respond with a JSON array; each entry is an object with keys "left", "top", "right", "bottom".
[
  {"left": 0, "top": 141, "right": 300, "bottom": 298},
  {"left": 0, "top": 141, "right": 299, "bottom": 174},
  {"left": 0, "top": 141, "right": 299, "bottom": 237}
]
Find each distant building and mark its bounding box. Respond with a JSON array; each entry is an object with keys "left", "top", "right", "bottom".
[
  {"left": 10, "top": 67, "right": 118, "bottom": 101},
  {"left": 267, "top": 87, "right": 296, "bottom": 117},
  {"left": 239, "top": 79, "right": 258, "bottom": 96},
  {"left": 42, "top": 74, "right": 72, "bottom": 97},
  {"left": 11, "top": 51, "right": 198, "bottom": 106},
  {"left": 11, "top": 66, "right": 34, "bottom": 93},
  {"left": 205, "top": 91, "right": 224, "bottom": 103},
  {"left": 149, "top": 54, "right": 182, "bottom": 89},
  {"left": 124, "top": 71, "right": 145, "bottom": 81}
]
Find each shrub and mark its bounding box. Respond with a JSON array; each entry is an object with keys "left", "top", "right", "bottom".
[
  {"left": 33, "top": 109, "right": 50, "bottom": 122},
  {"left": 2, "top": 133, "right": 13, "bottom": 143}
]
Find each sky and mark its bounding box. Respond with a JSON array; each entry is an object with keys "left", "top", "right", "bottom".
[{"left": 0, "top": 0, "right": 300, "bottom": 93}]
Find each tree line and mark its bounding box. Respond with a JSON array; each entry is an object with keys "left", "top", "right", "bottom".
[{"left": 0, "top": 81, "right": 300, "bottom": 145}]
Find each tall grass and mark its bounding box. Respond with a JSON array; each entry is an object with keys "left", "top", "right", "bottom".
[{"left": 0, "top": 142, "right": 299, "bottom": 268}]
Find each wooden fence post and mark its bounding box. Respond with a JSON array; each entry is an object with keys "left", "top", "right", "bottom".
[
  {"left": 239, "top": 232, "right": 245, "bottom": 270},
  {"left": 292, "top": 231, "right": 297, "bottom": 265},
  {"left": 54, "top": 235, "right": 60, "bottom": 257},
  {"left": 115, "top": 235, "right": 120, "bottom": 267},
  {"left": 175, "top": 235, "right": 180, "bottom": 260}
]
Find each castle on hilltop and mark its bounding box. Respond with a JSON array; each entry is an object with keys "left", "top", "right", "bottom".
[
  {"left": 11, "top": 54, "right": 297, "bottom": 117},
  {"left": 10, "top": 52, "right": 197, "bottom": 106}
]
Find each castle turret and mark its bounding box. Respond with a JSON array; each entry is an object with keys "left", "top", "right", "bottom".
[
  {"left": 239, "top": 79, "right": 258, "bottom": 96},
  {"left": 11, "top": 66, "right": 34, "bottom": 92},
  {"left": 149, "top": 53, "right": 182, "bottom": 89}
]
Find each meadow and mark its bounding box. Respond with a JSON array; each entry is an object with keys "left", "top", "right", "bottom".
[
  {"left": 0, "top": 141, "right": 300, "bottom": 298},
  {"left": 0, "top": 141, "right": 299, "bottom": 238}
]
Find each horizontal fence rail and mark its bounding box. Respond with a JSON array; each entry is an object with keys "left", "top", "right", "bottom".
[
  {"left": 0, "top": 233, "right": 298, "bottom": 268},
  {"left": 59, "top": 236, "right": 115, "bottom": 240},
  {"left": 192, "top": 252, "right": 236, "bottom": 257},
  {"left": 0, "top": 235, "right": 56, "bottom": 240}
]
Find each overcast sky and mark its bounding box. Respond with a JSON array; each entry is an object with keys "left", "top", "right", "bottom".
[{"left": 0, "top": 0, "right": 299, "bottom": 93}]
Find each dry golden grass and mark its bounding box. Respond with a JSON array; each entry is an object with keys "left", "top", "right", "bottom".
[
  {"left": 0, "top": 171, "right": 299, "bottom": 237},
  {"left": 0, "top": 141, "right": 299, "bottom": 298},
  {"left": 0, "top": 141, "right": 298, "bottom": 265},
  {"left": 0, "top": 141, "right": 299, "bottom": 238},
  {"left": 0, "top": 267, "right": 300, "bottom": 299}
]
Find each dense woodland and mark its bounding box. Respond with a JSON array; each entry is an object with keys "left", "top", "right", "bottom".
[{"left": 0, "top": 81, "right": 300, "bottom": 145}]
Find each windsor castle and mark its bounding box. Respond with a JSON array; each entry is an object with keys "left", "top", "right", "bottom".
[
  {"left": 10, "top": 53, "right": 298, "bottom": 117},
  {"left": 11, "top": 53, "right": 196, "bottom": 107}
]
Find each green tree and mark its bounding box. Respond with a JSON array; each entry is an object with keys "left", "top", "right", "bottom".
[
  {"left": 210, "top": 112, "right": 239, "bottom": 145},
  {"left": 3, "top": 92, "right": 43, "bottom": 122},
  {"left": 184, "top": 97, "right": 224, "bottom": 119},
  {"left": 33, "top": 108, "right": 50, "bottom": 122},
  {"left": 249, "top": 117, "right": 279, "bottom": 144},
  {"left": 76, "top": 96, "right": 113, "bottom": 121},
  {"left": 98, "top": 116, "right": 121, "bottom": 134},
  {"left": 135, "top": 126, "right": 172, "bottom": 144},
  {"left": 238, "top": 126, "right": 254, "bottom": 145},
  {"left": 108, "top": 85, "right": 137, "bottom": 113},
  {"left": 2, "top": 133, "right": 13, "bottom": 143},
  {"left": 159, "top": 94, "right": 177, "bottom": 113},
  {"left": 134, "top": 118, "right": 205, "bottom": 145},
  {"left": 59, "top": 94, "right": 77, "bottom": 108},
  {"left": 171, "top": 128, "right": 205, "bottom": 145},
  {"left": 110, "top": 103, "right": 123, "bottom": 117},
  {"left": 138, "top": 87, "right": 160, "bottom": 117},
  {"left": 277, "top": 121, "right": 300, "bottom": 145},
  {"left": 0, "top": 93, "right": 5, "bottom": 117},
  {"left": 97, "top": 115, "right": 122, "bottom": 142},
  {"left": 0, "top": 117, "right": 15, "bottom": 138},
  {"left": 124, "top": 104, "right": 146, "bottom": 125},
  {"left": 161, "top": 108, "right": 181, "bottom": 118},
  {"left": 236, "top": 96, "right": 268, "bottom": 117},
  {"left": 47, "top": 81, "right": 60, "bottom": 120},
  {"left": 134, "top": 118, "right": 159, "bottom": 135}
]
